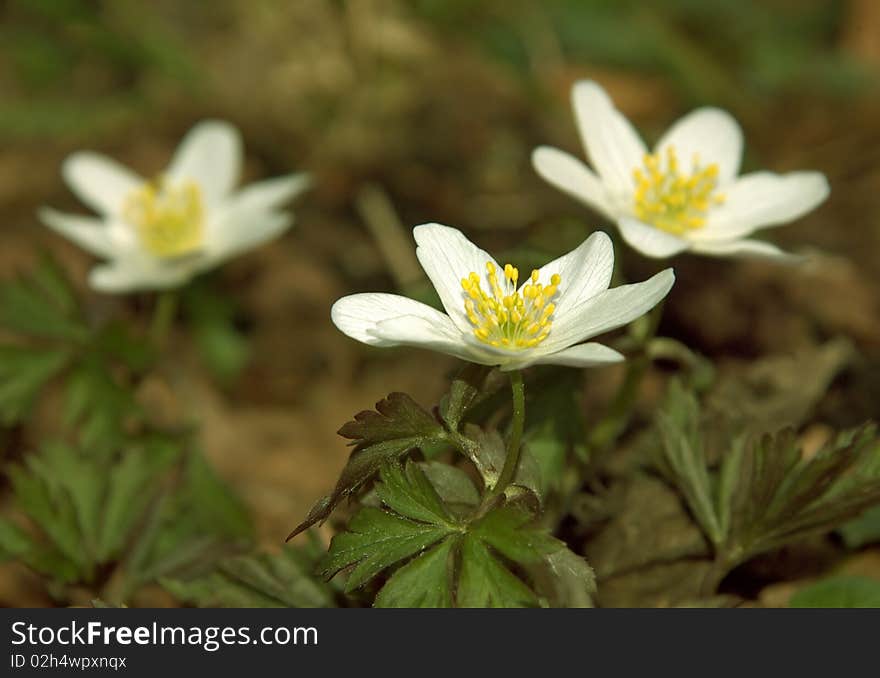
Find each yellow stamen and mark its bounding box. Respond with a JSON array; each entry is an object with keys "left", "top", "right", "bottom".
[
  {"left": 461, "top": 262, "right": 560, "bottom": 350},
  {"left": 123, "top": 176, "right": 205, "bottom": 258},
  {"left": 631, "top": 146, "right": 725, "bottom": 236}
]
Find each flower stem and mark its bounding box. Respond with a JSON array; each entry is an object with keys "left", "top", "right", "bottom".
[
  {"left": 150, "top": 290, "right": 178, "bottom": 349},
  {"left": 492, "top": 370, "right": 525, "bottom": 498}
]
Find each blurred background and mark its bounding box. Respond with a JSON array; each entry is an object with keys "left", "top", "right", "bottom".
[{"left": 1, "top": 0, "right": 879, "bottom": 606}]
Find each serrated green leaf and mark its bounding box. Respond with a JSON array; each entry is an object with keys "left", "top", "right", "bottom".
[
  {"left": 655, "top": 379, "right": 723, "bottom": 545},
  {"left": 457, "top": 535, "right": 538, "bottom": 608},
  {"left": 533, "top": 547, "right": 595, "bottom": 609},
  {"left": 289, "top": 393, "right": 445, "bottom": 539},
  {"left": 790, "top": 576, "right": 880, "bottom": 608},
  {"left": 0, "top": 346, "right": 70, "bottom": 424},
  {"left": 375, "top": 537, "right": 457, "bottom": 608},
  {"left": 375, "top": 460, "right": 455, "bottom": 526},
  {"left": 471, "top": 504, "right": 559, "bottom": 564},
  {"left": 164, "top": 544, "right": 336, "bottom": 608},
  {"left": 319, "top": 507, "right": 453, "bottom": 592}
]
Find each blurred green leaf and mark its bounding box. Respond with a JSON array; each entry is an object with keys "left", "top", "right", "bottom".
[
  {"left": 0, "top": 257, "right": 86, "bottom": 342},
  {"left": 790, "top": 576, "right": 880, "bottom": 609},
  {"left": 164, "top": 542, "right": 336, "bottom": 609},
  {"left": 0, "top": 346, "right": 70, "bottom": 425}
]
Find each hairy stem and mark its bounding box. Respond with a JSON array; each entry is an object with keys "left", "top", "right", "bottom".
[{"left": 492, "top": 370, "right": 525, "bottom": 498}]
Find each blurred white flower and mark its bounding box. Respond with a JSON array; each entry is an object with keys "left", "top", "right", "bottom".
[
  {"left": 331, "top": 223, "right": 674, "bottom": 371},
  {"left": 40, "top": 120, "right": 309, "bottom": 292},
  {"left": 532, "top": 81, "right": 829, "bottom": 259}
]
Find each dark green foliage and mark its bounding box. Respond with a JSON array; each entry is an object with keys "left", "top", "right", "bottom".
[
  {"left": 163, "top": 535, "right": 336, "bottom": 608},
  {"left": 0, "top": 438, "right": 253, "bottom": 604},
  {"left": 319, "top": 460, "right": 594, "bottom": 608},
  {"left": 655, "top": 380, "right": 880, "bottom": 577}
]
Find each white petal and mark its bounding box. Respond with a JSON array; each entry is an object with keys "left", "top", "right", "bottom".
[
  {"left": 694, "top": 171, "right": 829, "bottom": 241},
  {"left": 654, "top": 107, "right": 743, "bottom": 184},
  {"left": 331, "top": 292, "right": 461, "bottom": 346},
  {"left": 209, "top": 211, "right": 293, "bottom": 263},
  {"left": 167, "top": 120, "right": 242, "bottom": 204},
  {"left": 572, "top": 80, "right": 646, "bottom": 195},
  {"left": 531, "top": 146, "right": 612, "bottom": 218},
  {"left": 531, "top": 231, "right": 614, "bottom": 325},
  {"left": 371, "top": 315, "right": 492, "bottom": 365},
  {"left": 512, "top": 342, "right": 624, "bottom": 370},
  {"left": 690, "top": 238, "right": 798, "bottom": 260},
  {"left": 62, "top": 152, "right": 142, "bottom": 216},
  {"left": 413, "top": 223, "right": 500, "bottom": 333},
  {"left": 88, "top": 260, "right": 193, "bottom": 293},
  {"left": 617, "top": 217, "right": 690, "bottom": 258},
  {"left": 539, "top": 269, "right": 675, "bottom": 352},
  {"left": 38, "top": 208, "right": 115, "bottom": 258},
  {"left": 227, "top": 173, "right": 311, "bottom": 214}
]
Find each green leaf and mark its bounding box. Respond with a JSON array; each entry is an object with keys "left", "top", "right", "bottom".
[
  {"left": 457, "top": 535, "right": 538, "bottom": 608},
  {"left": 439, "top": 364, "right": 494, "bottom": 430},
  {"left": 163, "top": 543, "right": 336, "bottom": 608},
  {"left": 532, "top": 547, "right": 596, "bottom": 609},
  {"left": 64, "top": 359, "right": 136, "bottom": 454},
  {"left": 0, "top": 346, "right": 70, "bottom": 424},
  {"left": 655, "top": 379, "right": 724, "bottom": 545},
  {"left": 0, "top": 256, "right": 86, "bottom": 342},
  {"left": 790, "top": 576, "right": 880, "bottom": 608},
  {"left": 374, "top": 537, "right": 457, "bottom": 608},
  {"left": 471, "top": 504, "right": 559, "bottom": 564},
  {"left": 289, "top": 393, "right": 445, "bottom": 539},
  {"left": 319, "top": 460, "right": 459, "bottom": 592},
  {"left": 319, "top": 507, "right": 454, "bottom": 593},
  {"left": 375, "top": 458, "right": 454, "bottom": 525},
  {"left": 726, "top": 425, "right": 880, "bottom": 558},
  {"left": 0, "top": 519, "right": 33, "bottom": 561}
]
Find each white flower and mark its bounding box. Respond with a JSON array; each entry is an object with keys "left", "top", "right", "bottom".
[
  {"left": 532, "top": 80, "right": 830, "bottom": 259},
  {"left": 331, "top": 223, "right": 674, "bottom": 371},
  {"left": 40, "top": 120, "right": 309, "bottom": 292}
]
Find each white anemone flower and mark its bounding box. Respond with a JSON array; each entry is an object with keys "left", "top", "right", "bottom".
[
  {"left": 331, "top": 223, "right": 674, "bottom": 371},
  {"left": 532, "top": 80, "right": 830, "bottom": 259},
  {"left": 40, "top": 120, "right": 310, "bottom": 292}
]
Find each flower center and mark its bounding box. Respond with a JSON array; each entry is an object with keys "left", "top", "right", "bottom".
[
  {"left": 461, "top": 262, "right": 560, "bottom": 350},
  {"left": 632, "top": 146, "right": 725, "bottom": 235},
  {"left": 123, "top": 176, "right": 205, "bottom": 258}
]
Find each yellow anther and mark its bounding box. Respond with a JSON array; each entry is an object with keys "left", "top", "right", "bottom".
[
  {"left": 124, "top": 176, "right": 205, "bottom": 258},
  {"left": 632, "top": 146, "right": 724, "bottom": 236},
  {"left": 461, "top": 260, "right": 561, "bottom": 351}
]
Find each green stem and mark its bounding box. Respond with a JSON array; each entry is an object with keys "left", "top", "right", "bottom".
[
  {"left": 491, "top": 370, "right": 525, "bottom": 498},
  {"left": 150, "top": 290, "right": 178, "bottom": 349}
]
